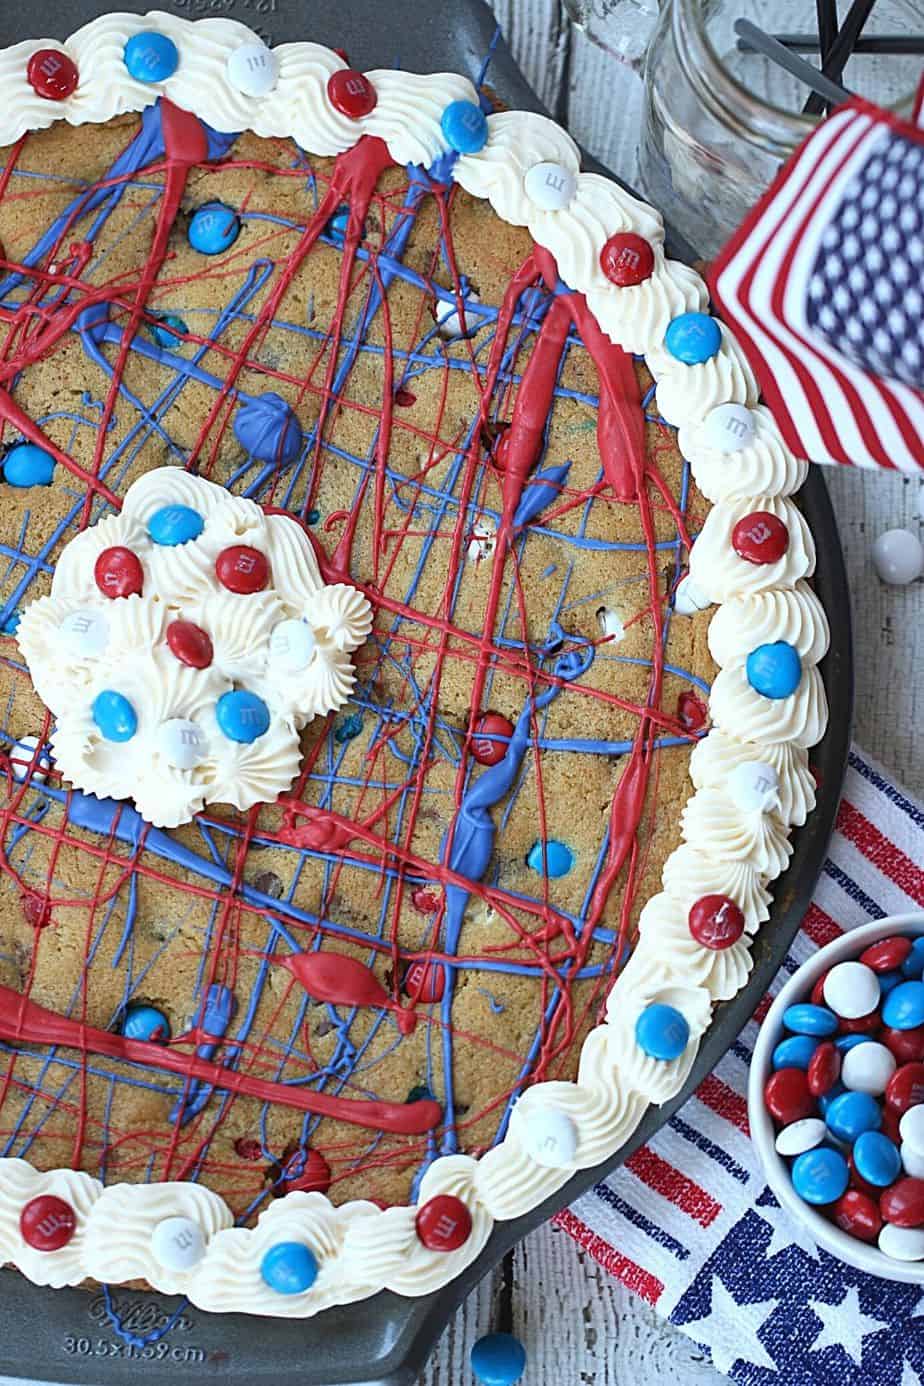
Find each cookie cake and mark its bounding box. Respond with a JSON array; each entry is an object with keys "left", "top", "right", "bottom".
[{"left": 0, "top": 10, "right": 829, "bottom": 1318}]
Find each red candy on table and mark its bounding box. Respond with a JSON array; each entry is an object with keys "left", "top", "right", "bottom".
[
  {"left": 166, "top": 619, "right": 213, "bottom": 669},
  {"left": 731, "top": 511, "right": 789, "bottom": 565},
  {"left": 215, "top": 545, "right": 269, "bottom": 594},
  {"left": 599, "top": 232, "right": 654, "bottom": 287},
  {"left": 860, "top": 936, "right": 913, "bottom": 974},
  {"left": 882, "top": 1024, "right": 924, "bottom": 1064},
  {"left": 415, "top": 1194, "right": 472, "bottom": 1251},
  {"left": 471, "top": 712, "right": 514, "bottom": 766},
  {"left": 880, "top": 1176, "right": 924, "bottom": 1228},
  {"left": 764, "top": 1067, "right": 815, "bottom": 1124},
  {"left": 327, "top": 69, "right": 377, "bottom": 118},
  {"left": 27, "top": 49, "right": 79, "bottom": 101},
  {"left": 688, "top": 895, "right": 745, "bottom": 950},
  {"left": 831, "top": 1189, "right": 882, "bottom": 1244},
  {"left": 807, "top": 1040, "right": 840, "bottom": 1098},
  {"left": 885, "top": 1061, "right": 924, "bottom": 1114},
  {"left": 94, "top": 545, "right": 143, "bottom": 599},
  {"left": 20, "top": 1194, "right": 76, "bottom": 1251}
]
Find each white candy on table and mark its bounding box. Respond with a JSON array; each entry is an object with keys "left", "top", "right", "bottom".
[
  {"left": 775, "top": 1117, "right": 826, "bottom": 1157},
  {"left": 879, "top": 1222, "right": 924, "bottom": 1262},
  {"left": 822, "top": 961, "right": 880, "bottom": 1020},
  {"left": 840, "top": 1040, "right": 896, "bottom": 1096},
  {"left": 871, "top": 528, "right": 924, "bottom": 585},
  {"left": 899, "top": 1104, "right": 924, "bottom": 1154}
]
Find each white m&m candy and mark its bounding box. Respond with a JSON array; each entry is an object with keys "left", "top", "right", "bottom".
[
  {"left": 158, "top": 719, "right": 209, "bottom": 770},
  {"left": 899, "top": 1104, "right": 924, "bottom": 1154},
  {"left": 727, "top": 761, "right": 781, "bottom": 815},
  {"left": 151, "top": 1216, "right": 205, "bottom": 1271},
  {"left": 840, "top": 1040, "right": 895, "bottom": 1096},
  {"left": 822, "top": 961, "right": 880, "bottom": 1020},
  {"left": 704, "top": 404, "right": 756, "bottom": 453},
  {"left": 902, "top": 1144, "right": 924, "bottom": 1179},
  {"left": 774, "top": 1117, "right": 825, "bottom": 1157},
  {"left": 268, "top": 618, "right": 317, "bottom": 673},
  {"left": 524, "top": 162, "right": 577, "bottom": 211},
  {"left": 10, "top": 734, "right": 50, "bottom": 784},
  {"left": 519, "top": 1107, "right": 578, "bottom": 1168},
  {"left": 226, "top": 41, "right": 278, "bottom": 97},
  {"left": 871, "top": 528, "right": 924, "bottom": 586},
  {"left": 60, "top": 607, "right": 109, "bottom": 657},
  {"left": 879, "top": 1222, "right": 924, "bottom": 1262},
  {"left": 673, "top": 573, "right": 711, "bottom": 615}
]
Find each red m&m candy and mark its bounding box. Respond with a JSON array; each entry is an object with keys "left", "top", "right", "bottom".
[
  {"left": 27, "top": 49, "right": 79, "bottom": 101},
  {"left": 688, "top": 894, "right": 745, "bottom": 950},
  {"left": 94, "top": 546, "right": 143, "bottom": 599},
  {"left": 403, "top": 960, "right": 445, "bottom": 1003},
  {"left": 831, "top": 1189, "right": 882, "bottom": 1244},
  {"left": 415, "top": 1194, "right": 472, "bottom": 1251},
  {"left": 882, "top": 1025, "right": 924, "bottom": 1064},
  {"left": 20, "top": 1194, "right": 76, "bottom": 1251},
  {"left": 764, "top": 1067, "right": 815, "bottom": 1124},
  {"left": 880, "top": 1176, "right": 924, "bottom": 1228},
  {"left": 807, "top": 1041, "right": 840, "bottom": 1098},
  {"left": 881, "top": 1104, "right": 902, "bottom": 1143},
  {"left": 677, "top": 690, "right": 708, "bottom": 731},
  {"left": 885, "top": 1061, "right": 924, "bottom": 1114},
  {"left": 838, "top": 1010, "right": 881, "bottom": 1035},
  {"left": 731, "top": 512, "right": 789, "bottom": 565},
  {"left": 811, "top": 970, "right": 831, "bottom": 1007},
  {"left": 215, "top": 545, "right": 269, "bottom": 594},
  {"left": 599, "top": 233, "right": 654, "bottom": 287},
  {"left": 471, "top": 712, "right": 513, "bottom": 766},
  {"left": 861, "top": 936, "right": 913, "bottom": 974},
  {"left": 166, "top": 619, "right": 213, "bottom": 669},
  {"left": 411, "top": 887, "right": 440, "bottom": 914},
  {"left": 327, "top": 69, "right": 377, "bottom": 118}
]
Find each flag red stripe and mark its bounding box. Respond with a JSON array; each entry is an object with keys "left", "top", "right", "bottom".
[
  {"left": 836, "top": 798, "right": 924, "bottom": 904},
  {"left": 625, "top": 1146, "right": 721, "bottom": 1227},
  {"left": 552, "top": 1207, "right": 664, "bottom": 1304},
  {"left": 695, "top": 1072, "right": 750, "bottom": 1134}
]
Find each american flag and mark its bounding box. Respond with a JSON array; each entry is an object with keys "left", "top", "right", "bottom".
[{"left": 709, "top": 94, "right": 924, "bottom": 473}]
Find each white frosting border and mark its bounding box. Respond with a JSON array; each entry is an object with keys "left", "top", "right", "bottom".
[{"left": 0, "top": 12, "right": 829, "bottom": 1315}]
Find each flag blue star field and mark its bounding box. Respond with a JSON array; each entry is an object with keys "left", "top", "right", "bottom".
[
  {"left": 560, "top": 746, "right": 924, "bottom": 1385},
  {"left": 710, "top": 93, "right": 924, "bottom": 472}
]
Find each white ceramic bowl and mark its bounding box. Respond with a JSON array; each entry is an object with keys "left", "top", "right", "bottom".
[{"left": 748, "top": 911, "right": 924, "bottom": 1282}]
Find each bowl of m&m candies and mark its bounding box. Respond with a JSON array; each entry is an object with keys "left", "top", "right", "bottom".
[{"left": 748, "top": 914, "right": 924, "bottom": 1280}]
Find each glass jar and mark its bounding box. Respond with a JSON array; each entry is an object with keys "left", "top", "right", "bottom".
[{"left": 638, "top": 0, "right": 922, "bottom": 257}]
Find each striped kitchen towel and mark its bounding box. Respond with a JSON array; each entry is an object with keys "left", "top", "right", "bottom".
[{"left": 561, "top": 744, "right": 924, "bottom": 1386}]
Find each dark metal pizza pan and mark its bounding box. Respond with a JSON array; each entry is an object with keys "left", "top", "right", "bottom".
[{"left": 0, "top": 1, "right": 852, "bottom": 1382}]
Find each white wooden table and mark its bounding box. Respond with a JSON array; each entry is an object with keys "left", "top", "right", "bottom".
[{"left": 419, "top": 3, "right": 924, "bottom": 1382}]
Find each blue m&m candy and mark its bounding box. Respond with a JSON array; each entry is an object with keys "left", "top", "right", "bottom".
[
  {"left": 124, "top": 31, "right": 179, "bottom": 84},
  {"left": 526, "top": 839, "right": 573, "bottom": 878},
  {"left": 260, "top": 1241, "right": 318, "bottom": 1295},
  {"left": 835, "top": 1033, "right": 873, "bottom": 1054},
  {"left": 636, "top": 1002, "right": 689, "bottom": 1061},
  {"left": 664, "top": 312, "right": 722, "bottom": 365},
  {"left": 122, "top": 1004, "right": 170, "bottom": 1043},
  {"left": 233, "top": 391, "right": 302, "bottom": 466},
  {"left": 327, "top": 204, "right": 350, "bottom": 242},
  {"left": 817, "top": 1079, "right": 846, "bottom": 1117},
  {"left": 879, "top": 970, "right": 902, "bottom": 996},
  {"left": 902, "top": 938, "right": 924, "bottom": 978},
  {"left": 441, "top": 100, "right": 489, "bottom": 154},
  {"left": 471, "top": 1333, "right": 527, "bottom": 1386},
  {"left": 3, "top": 442, "right": 55, "bottom": 487},
  {"left": 791, "top": 1145, "right": 849, "bottom": 1205},
  {"left": 746, "top": 641, "right": 802, "bottom": 699},
  {"left": 824, "top": 1089, "right": 882, "bottom": 1142},
  {"left": 782, "top": 1002, "right": 838, "bottom": 1037},
  {"left": 91, "top": 690, "right": 137, "bottom": 742},
  {"left": 853, "top": 1130, "right": 901, "bottom": 1187},
  {"left": 188, "top": 203, "right": 241, "bottom": 255},
  {"left": 147, "top": 313, "right": 188, "bottom": 349},
  {"left": 216, "top": 689, "right": 270, "bottom": 744},
  {"left": 147, "top": 504, "right": 204, "bottom": 547},
  {"left": 772, "top": 1034, "right": 817, "bottom": 1070},
  {"left": 883, "top": 980, "right": 924, "bottom": 1030}
]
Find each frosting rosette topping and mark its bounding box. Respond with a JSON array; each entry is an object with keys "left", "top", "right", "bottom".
[{"left": 16, "top": 469, "right": 372, "bottom": 827}]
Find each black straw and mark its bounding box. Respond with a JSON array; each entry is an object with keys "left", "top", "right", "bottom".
[{"left": 804, "top": 0, "right": 877, "bottom": 115}]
